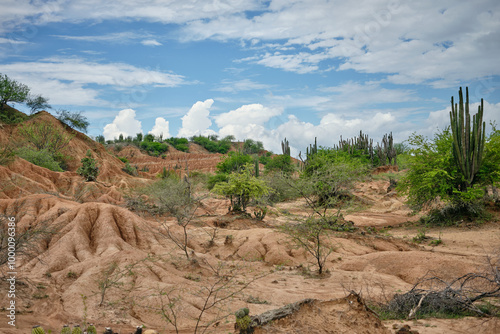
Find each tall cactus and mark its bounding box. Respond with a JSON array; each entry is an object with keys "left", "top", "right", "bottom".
[
  {"left": 281, "top": 137, "right": 290, "bottom": 156},
  {"left": 449, "top": 87, "right": 485, "bottom": 188}
]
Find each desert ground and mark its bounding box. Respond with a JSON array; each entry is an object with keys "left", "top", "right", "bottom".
[{"left": 1, "top": 112, "right": 499, "bottom": 334}]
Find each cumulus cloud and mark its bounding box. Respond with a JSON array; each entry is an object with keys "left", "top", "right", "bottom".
[
  {"left": 177, "top": 99, "right": 215, "bottom": 138},
  {"left": 103, "top": 109, "right": 142, "bottom": 140},
  {"left": 215, "top": 104, "right": 283, "bottom": 128},
  {"left": 149, "top": 117, "right": 170, "bottom": 138}
]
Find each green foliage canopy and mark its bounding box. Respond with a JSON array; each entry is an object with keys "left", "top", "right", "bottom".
[{"left": 212, "top": 165, "right": 269, "bottom": 212}]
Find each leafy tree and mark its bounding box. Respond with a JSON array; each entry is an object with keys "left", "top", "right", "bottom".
[
  {"left": 26, "top": 94, "right": 51, "bottom": 114},
  {"left": 135, "top": 132, "right": 143, "bottom": 142},
  {"left": 95, "top": 135, "right": 105, "bottom": 144},
  {"left": 143, "top": 133, "right": 155, "bottom": 142},
  {"left": 0, "top": 73, "right": 30, "bottom": 110},
  {"left": 242, "top": 139, "right": 264, "bottom": 154},
  {"left": 264, "top": 154, "right": 295, "bottom": 174},
  {"left": 56, "top": 109, "right": 90, "bottom": 133},
  {"left": 216, "top": 151, "right": 253, "bottom": 174},
  {"left": 303, "top": 149, "right": 369, "bottom": 207},
  {"left": 212, "top": 165, "right": 269, "bottom": 213},
  {"left": 77, "top": 150, "right": 99, "bottom": 181}
]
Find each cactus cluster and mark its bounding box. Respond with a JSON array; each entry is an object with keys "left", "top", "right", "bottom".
[
  {"left": 234, "top": 307, "right": 251, "bottom": 332},
  {"left": 449, "top": 86, "right": 485, "bottom": 188},
  {"left": 61, "top": 324, "right": 71, "bottom": 334},
  {"left": 281, "top": 137, "right": 290, "bottom": 156},
  {"left": 71, "top": 324, "right": 82, "bottom": 334},
  {"left": 32, "top": 325, "right": 45, "bottom": 334},
  {"left": 86, "top": 324, "right": 97, "bottom": 334}
]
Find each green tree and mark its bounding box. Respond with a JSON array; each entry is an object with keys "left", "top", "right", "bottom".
[
  {"left": 0, "top": 73, "right": 30, "bottom": 110},
  {"left": 264, "top": 154, "right": 295, "bottom": 174},
  {"left": 243, "top": 139, "right": 264, "bottom": 154},
  {"left": 398, "top": 130, "right": 457, "bottom": 209},
  {"left": 216, "top": 151, "right": 253, "bottom": 174},
  {"left": 56, "top": 109, "right": 90, "bottom": 133},
  {"left": 95, "top": 135, "right": 105, "bottom": 144},
  {"left": 26, "top": 94, "right": 51, "bottom": 114},
  {"left": 212, "top": 165, "right": 269, "bottom": 213},
  {"left": 303, "top": 149, "right": 369, "bottom": 207},
  {"left": 77, "top": 150, "right": 99, "bottom": 181}
]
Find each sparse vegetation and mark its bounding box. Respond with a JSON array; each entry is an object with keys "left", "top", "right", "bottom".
[{"left": 56, "top": 109, "right": 90, "bottom": 133}]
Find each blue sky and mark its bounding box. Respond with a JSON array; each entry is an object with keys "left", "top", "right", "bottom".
[{"left": 1, "top": 0, "right": 499, "bottom": 155}]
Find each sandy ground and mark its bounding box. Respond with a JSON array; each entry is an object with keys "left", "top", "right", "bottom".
[{"left": 0, "top": 113, "right": 499, "bottom": 333}]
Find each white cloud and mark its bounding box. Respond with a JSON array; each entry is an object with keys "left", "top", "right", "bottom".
[
  {"left": 424, "top": 100, "right": 500, "bottom": 139},
  {"left": 0, "top": 57, "right": 184, "bottom": 105},
  {"left": 182, "top": 1, "right": 500, "bottom": 82},
  {"left": 141, "top": 39, "right": 162, "bottom": 46},
  {"left": 215, "top": 104, "right": 283, "bottom": 128},
  {"left": 214, "top": 79, "right": 271, "bottom": 93},
  {"left": 177, "top": 99, "right": 215, "bottom": 138},
  {"left": 103, "top": 109, "right": 142, "bottom": 140},
  {"left": 149, "top": 117, "right": 170, "bottom": 138}
]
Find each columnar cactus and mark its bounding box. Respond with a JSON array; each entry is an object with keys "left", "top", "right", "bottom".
[
  {"left": 32, "top": 325, "right": 45, "bottom": 334},
  {"left": 449, "top": 86, "right": 485, "bottom": 188},
  {"left": 281, "top": 137, "right": 290, "bottom": 156}
]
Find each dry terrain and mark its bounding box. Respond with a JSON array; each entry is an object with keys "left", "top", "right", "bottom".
[{"left": 1, "top": 112, "right": 499, "bottom": 334}]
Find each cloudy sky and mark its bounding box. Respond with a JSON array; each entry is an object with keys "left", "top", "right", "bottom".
[{"left": 1, "top": 0, "right": 499, "bottom": 155}]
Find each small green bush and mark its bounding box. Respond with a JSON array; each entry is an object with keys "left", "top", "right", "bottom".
[
  {"left": 139, "top": 141, "right": 169, "bottom": 156},
  {"left": 165, "top": 137, "right": 189, "bottom": 152},
  {"left": 122, "top": 162, "right": 138, "bottom": 176},
  {"left": 17, "top": 147, "right": 63, "bottom": 171},
  {"left": 77, "top": 150, "right": 99, "bottom": 181}
]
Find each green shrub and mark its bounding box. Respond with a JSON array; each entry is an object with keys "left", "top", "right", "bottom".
[
  {"left": 243, "top": 138, "right": 264, "bottom": 154},
  {"left": 16, "top": 147, "right": 63, "bottom": 171},
  {"left": 139, "top": 141, "right": 169, "bottom": 156},
  {"left": 212, "top": 165, "right": 269, "bottom": 212},
  {"left": 77, "top": 150, "right": 99, "bottom": 181},
  {"left": 165, "top": 137, "right": 189, "bottom": 152},
  {"left": 192, "top": 135, "right": 231, "bottom": 153},
  {"left": 0, "top": 146, "right": 14, "bottom": 165},
  {"left": 216, "top": 151, "right": 253, "bottom": 174},
  {"left": 122, "top": 162, "right": 137, "bottom": 176},
  {"left": 264, "top": 154, "right": 295, "bottom": 174}
]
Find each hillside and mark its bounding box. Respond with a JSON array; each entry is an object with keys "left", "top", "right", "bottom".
[{"left": 0, "top": 110, "right": 499, "bottom": 334}]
